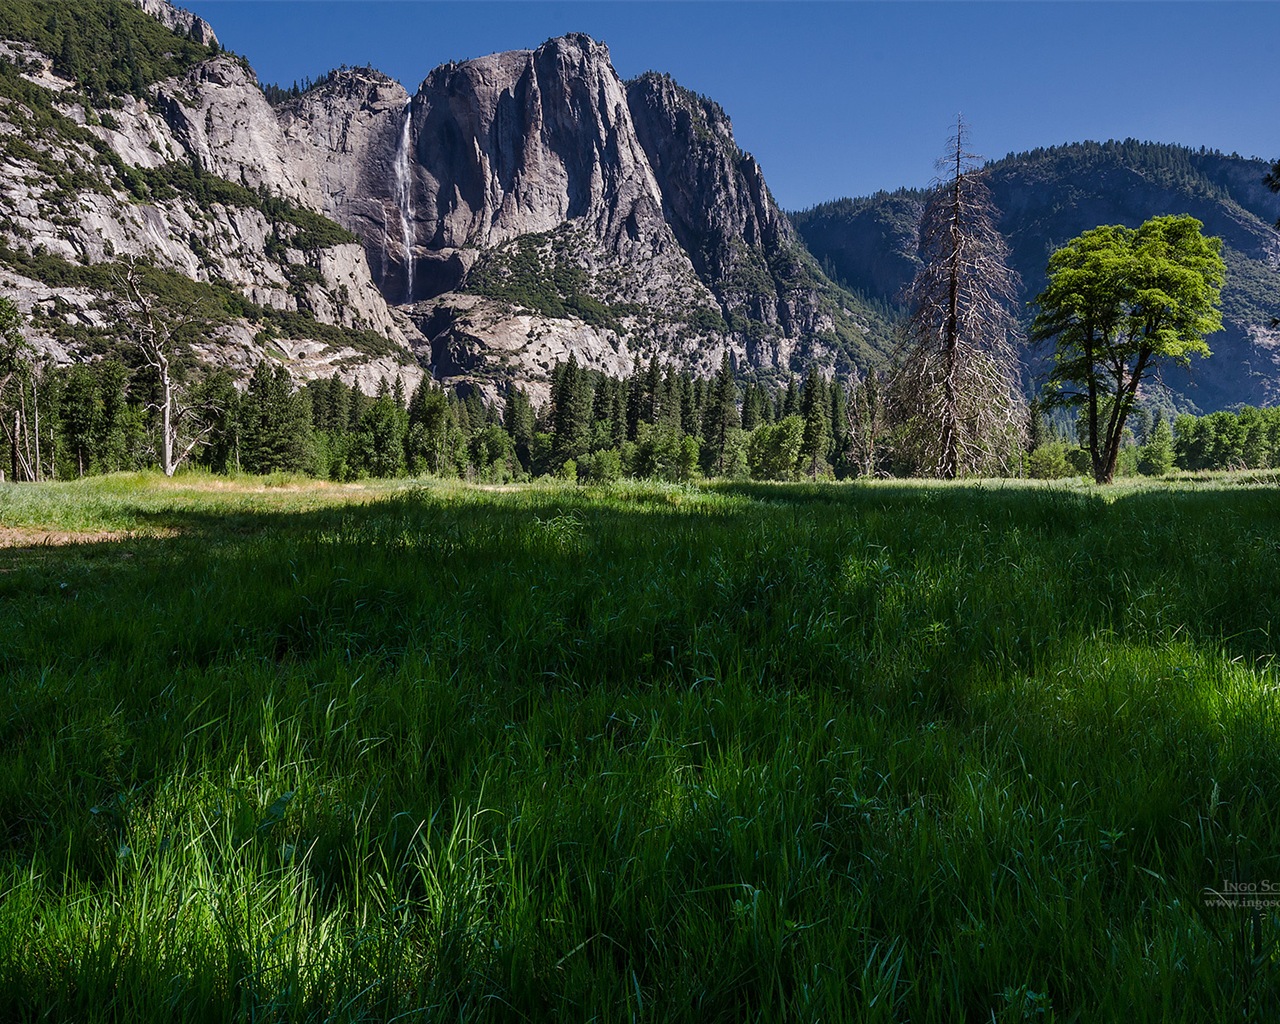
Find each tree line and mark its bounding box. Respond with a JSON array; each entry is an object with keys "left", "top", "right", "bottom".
[
  {"left": 0, "top": 317, "right": 871, "bottom": 485},
  {"left": 2, "top": 296, "right": 1263, "bottom": 486}
]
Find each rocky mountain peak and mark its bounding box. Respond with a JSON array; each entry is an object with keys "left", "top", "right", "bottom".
[
  {"left": 0, "top": 5, "right": 892, "bottom": 402},
  {"left": 131, "top": 0, "right": 218, "bottom": 47},
  {"left": 404, "top": 32, "right": 666, "bottom": 270},
  {"left": 273, "top": 33, "right": 892, "bottom": 390}
]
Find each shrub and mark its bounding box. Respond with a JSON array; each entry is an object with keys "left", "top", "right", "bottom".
[{"left": 1027, "top": 442, "right": 1078, "bottom": 479}]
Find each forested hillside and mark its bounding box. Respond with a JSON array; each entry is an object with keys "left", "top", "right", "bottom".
[{"left": 794, "top": 141, "right": 1280, "bottom": 411}]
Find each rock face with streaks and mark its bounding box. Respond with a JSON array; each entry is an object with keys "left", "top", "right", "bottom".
[
  {"left": 278, "top": 34, "right": 892, "bottom": 393},
  {"left": 276, "top": 67, "right": 413, "bottom": 296},
  {"left": 0, "top": 1, "right": 890, "bottom": 400},
  {"left": 626, "top": 72, "right": 873, "bottom": 364},
  {"left": 0, "top": 0, "right": 421, "bottom": 392}
]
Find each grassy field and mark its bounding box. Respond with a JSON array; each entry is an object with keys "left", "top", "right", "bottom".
[{"left": 1, "top": 471, "right": 1278, "bottom": 1022}]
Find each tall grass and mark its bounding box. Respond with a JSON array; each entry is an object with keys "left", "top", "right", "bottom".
[{"left": 0, "top": 474, "right": 1277, "bottom": 1020}]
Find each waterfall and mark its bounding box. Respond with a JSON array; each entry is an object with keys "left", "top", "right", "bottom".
[{"left": 394, "top": 103, "right": 415, "bottom": 303}]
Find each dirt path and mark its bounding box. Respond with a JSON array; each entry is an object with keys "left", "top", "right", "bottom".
[{"left": 0, "top": 527, "right": 132, "bottom": 548}]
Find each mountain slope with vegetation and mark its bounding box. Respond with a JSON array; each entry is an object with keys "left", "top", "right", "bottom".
[
  {"left": 793, "top": 140, "right": 1280, "bottom": 411},
  {"left": 0, "top": 0, "right": 421, "bottom": 393}
]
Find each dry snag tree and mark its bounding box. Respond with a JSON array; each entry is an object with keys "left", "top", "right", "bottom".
[
  {"left": 0, "top": 296, "right": 37, "bottom": 481},
  {"left": 895, "top": 117, "right": 1026, "bottom": 478},
  {"left": 120, "top": 261, "right": 218, "bottom": 476}
]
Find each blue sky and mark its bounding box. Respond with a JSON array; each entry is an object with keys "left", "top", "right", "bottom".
[{"left": 181, "top": 1, "right": 1280, "bottom": 210}]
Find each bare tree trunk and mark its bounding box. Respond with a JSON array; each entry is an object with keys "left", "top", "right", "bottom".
[
  {"left": 11, "top": 409, "right": 19, "bottom": 482},
  {"left": 31, "top": 377, "right": 41, "bottom": 482},
  {"left": 941, "top": 144, "right": 964, "bottom": 480},
  {"left": 160, "top": 353, "right": 174, "bottom": 476}
]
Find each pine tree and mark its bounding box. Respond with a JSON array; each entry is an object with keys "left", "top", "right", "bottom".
[
  {"left": 799, "top": 367, "right": 829, "bottom": 480},
  {"left": 551, "top": 356, "right": 593, "bottom": 465},
  {"left": 700, "top": 353, "right": 739, "bottom": 475},
  {"left": 659, "top": 365, "right": 682, "bottom": 430},
  {"left": 241, "top": 362, "right": 312, "bottom": 474},
  {"left": 678, "top": 370, "right": 697, "bottom": 435},
  {"left": 326, "top": 374, "right": 350, "bottom": 434},
  {"left": 625, "top": 358, "right": 643, "bottom": 441},
  {"left": 1028, "top": 398, "right": 1047, "bottom": 452},
  {"left": 610, "top": 384, "right": 627, "bottom": 449},
  {"left": 503, "top": 386, "right": 536, "bottom": 472},
  {"left": 828, "top": 380, "right": 849, "bottom": 476},
  {"left": 740, "top": 383, "right": 764, "bottom": 432},
  {"left": 781, "top": 374, "right": 800, "bottom": 418},
  {"left": 347, "top": 382, "right": 369, "bottom": 434},
  {"left": 643, "top": 355, "right": 663, "bottom": 426}
]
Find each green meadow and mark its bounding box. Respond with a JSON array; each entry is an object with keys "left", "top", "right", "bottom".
[{"left": 1, "top": 473, "right": 1278, "bottom": 1022}]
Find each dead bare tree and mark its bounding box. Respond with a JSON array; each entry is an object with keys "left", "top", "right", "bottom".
[
  {"left": 845, "top": 365, "right": 889, "bottom": 477},
  {"left": 0, "top": 296, "right": 37, "bottom": 482},
  {"left": 119, "top": 261, "right": 219, "bottom": 476},
  {"left": 893, "top": 117, "right": 1026, "bottom": 478}
]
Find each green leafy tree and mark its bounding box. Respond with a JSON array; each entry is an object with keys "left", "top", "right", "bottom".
[
  {"left": 470, "top": 424, "right": 517, "bottom": 482},
  {"left": 93, "top": 359, "right": 132, "bottom": 473},
  {"left": 748, "top": 415, "right": 804, "bottom": 481},
  {"left": 407, "top": 380, "right": 462, "bottom": 476},
  {"left": 1239, "top": 406, "right": 1272, "bottom": 469},
  {"left": 580, "top": 447, "right": 623, "bottom": 484},
  {"left": 32, "top": 360, "right": 62, "bottom": 480},
  {"left": 60, "top": 363, "right": 101, "bottom": 477},
  {"left": 357, "top": 389, "right": 407, "bottom": 478},
  {"left": 1032, "top": 214, "right": 1225, "bottom": 484},
  {"left": 1203, "top": 410, "right": 1245, "bottom": 469},
  {"left": 1173, "top": 413, "right": 1205, "bottom": 470},
  {"left": 629, "top": 422, "right": 695, "bottom": 481}
]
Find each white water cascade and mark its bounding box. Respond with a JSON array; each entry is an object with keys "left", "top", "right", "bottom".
[{"left": 394, "top": 103, "right": 416, "bottom": 303}]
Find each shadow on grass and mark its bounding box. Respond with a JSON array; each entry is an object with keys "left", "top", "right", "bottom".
[{"left": 2, "top": 480, "right": 1279, "bottom": 1022}]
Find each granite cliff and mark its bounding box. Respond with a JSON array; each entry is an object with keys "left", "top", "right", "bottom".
[
  {"left": 277, "top": 35, "right": 894, "bottom": 397},
  {"left": 0, "top": 2, "right": 893, "bottom": 400},
  {"left": 6, "top": 2, "right": 1271, "bottom": 412},
  {"left": 0, "top": 0, "right": 422, "bottom": 392}
]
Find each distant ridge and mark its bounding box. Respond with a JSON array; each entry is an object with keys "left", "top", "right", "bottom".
[{"left": 793, "top": 140, "right": 1280, "bottom": 411}]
